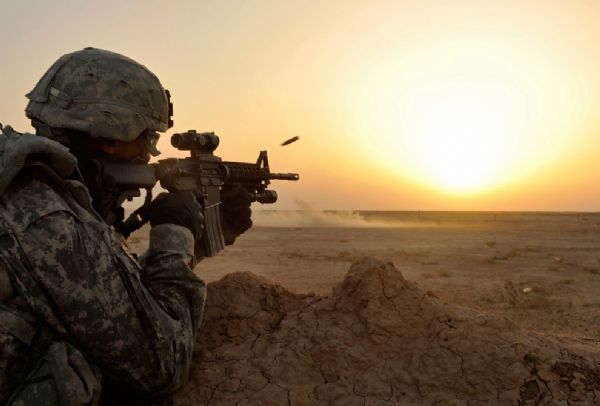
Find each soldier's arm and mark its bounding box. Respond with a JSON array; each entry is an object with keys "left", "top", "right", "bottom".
[{"left": 20, "top": 209, "right": 205, "bottom": 396}]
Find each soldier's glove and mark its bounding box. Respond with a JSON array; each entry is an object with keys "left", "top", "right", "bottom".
[
  {"left": 147, "top": 191, "right": 204, "bottom": 239},
  {"left": 220, "top": 184, "right": 253, "bottom": 245}
]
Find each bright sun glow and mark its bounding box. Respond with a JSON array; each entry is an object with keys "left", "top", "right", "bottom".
[
  {"left": 354, "top": 37, "right": 579, "bottom": 195},
  {"left": 400, "top": 79, "right": 528, "bottom": 192}
]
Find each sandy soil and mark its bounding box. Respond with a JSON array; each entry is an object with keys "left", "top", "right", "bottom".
[
  {"left": 172, "top": 258, "right": 600, "bottom": 405},
  {"left": 160, "top": 218, "right": 600, "bottom": 340},
  {"left": 126, "top": 214, "right": 600, "bottom": 403}
]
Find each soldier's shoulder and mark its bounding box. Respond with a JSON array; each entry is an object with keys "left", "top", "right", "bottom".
[
  {"left": 0, "top": 126, "right": 84, "bottom": 233},
  {"left": 0, "top": 126, "right": 78, "bottom": 196},
  {"left": 0, "top": 176, "right": 76, "bottom": 233}
]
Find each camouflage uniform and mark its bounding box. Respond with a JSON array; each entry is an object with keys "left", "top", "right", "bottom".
[{"left": 0, "top": 49, "right": 206, "bottom": 405}]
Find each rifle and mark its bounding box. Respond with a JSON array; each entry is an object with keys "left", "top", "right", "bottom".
[{"left": 102, "top": 130, "right": 299, "bottom": 256}]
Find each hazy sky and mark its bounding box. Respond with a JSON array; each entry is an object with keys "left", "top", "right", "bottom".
[{"left": 2, "top": 0, "right": 600, "bottom": 210}]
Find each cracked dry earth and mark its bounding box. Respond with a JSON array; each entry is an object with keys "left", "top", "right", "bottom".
[{"left": 172, "top": 257, "right": 600, "bottom": 405}]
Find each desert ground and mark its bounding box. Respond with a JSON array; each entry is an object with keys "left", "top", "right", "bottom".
[
  {"left": 127, "top": 211, "right": 600, "bottom": 404},
  {"left": 130, "top": 211, "right": 600, "bottom": 339}
]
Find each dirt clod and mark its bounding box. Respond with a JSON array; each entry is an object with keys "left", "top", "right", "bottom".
[{"left": 173, "top": 257, "right": 600, "bottom": 405}]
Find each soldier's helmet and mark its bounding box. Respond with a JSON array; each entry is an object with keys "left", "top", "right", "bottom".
[{"left": 25, "top": 47, "right": 173, "bottom": 142}]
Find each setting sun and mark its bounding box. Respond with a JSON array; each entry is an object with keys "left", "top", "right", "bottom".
[
  {"left": 400, "top": 78, "right": 527, "bottom": 192},
  {"left": 353, "top": 34, "right": 582, "bottom": 196}
]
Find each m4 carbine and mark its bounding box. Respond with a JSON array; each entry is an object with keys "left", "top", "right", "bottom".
[{"left": 102, "top": 130, "right": 299, "bottom": 256}]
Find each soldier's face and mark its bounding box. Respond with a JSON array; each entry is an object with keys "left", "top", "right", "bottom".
[{"left": 99, "top": 137, "right": 151, "bottom": 162}]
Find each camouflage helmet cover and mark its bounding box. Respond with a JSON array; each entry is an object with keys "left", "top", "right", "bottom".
[{"left": 25, "top": 47, "right": 173, "bottom": 142}]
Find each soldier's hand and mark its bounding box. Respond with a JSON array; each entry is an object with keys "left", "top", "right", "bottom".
[
  {"left": 220, "top": 184, "right": 253, "bottom": 245},
  {"left": 147, "top": 191, "right": 203, "bottom": 238}
]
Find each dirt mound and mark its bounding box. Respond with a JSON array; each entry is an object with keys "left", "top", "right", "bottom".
[{"left": 173, "top": 257, "right": 600, "bottom": 405}]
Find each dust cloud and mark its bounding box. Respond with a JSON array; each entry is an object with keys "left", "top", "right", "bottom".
[
  {"left": 253, "top": 200, "right": 396, "bottom": 228},
  {"left": 253, "top": 209, "right": 378, "bottom": 228}
]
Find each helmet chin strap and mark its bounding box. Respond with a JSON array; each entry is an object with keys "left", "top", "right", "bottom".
[{"left": 77, "top": 158, "right": 125, "bottom": 226}]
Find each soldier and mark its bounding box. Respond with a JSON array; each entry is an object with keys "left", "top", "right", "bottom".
[{"left": 0, "top": 48, "right": 252, "bottom": 404}]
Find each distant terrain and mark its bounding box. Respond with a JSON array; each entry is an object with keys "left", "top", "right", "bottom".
[
  {"left": 127, "top": 211, "right": 600, "bottom": 404},
  {"left": 129, "top": 210, "right": 600, "bottom": 339}
]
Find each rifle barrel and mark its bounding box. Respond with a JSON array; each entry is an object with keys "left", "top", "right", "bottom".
[{"left": 270, "top": 173, "right": 300, "bottom": 181}]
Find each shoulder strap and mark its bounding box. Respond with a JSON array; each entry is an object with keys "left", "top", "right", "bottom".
[
  {"left": 22, "top": 160, "right": 101, "bottom": 221},
  {"left": 23, "top": 160, "right": 72, "bottom": 196},
  {"left": 0, "top": 305, "right": 36, "bottom": 345},
  {"left": 0, "top": 262, "right": 14, "bottom": 303}
]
